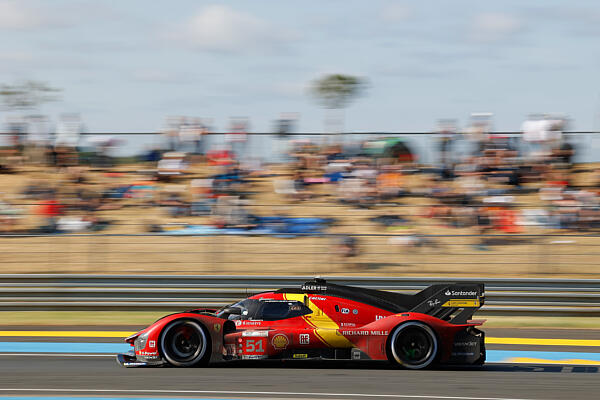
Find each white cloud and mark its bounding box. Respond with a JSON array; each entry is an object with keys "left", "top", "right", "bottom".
[
  {"left": 0, "top": 1, "right": 42, "bottom": 29},
  {"left": 0, "top": 0, "right": 66, "bottom": 30},
  {"left": 169, "top": 5, "right": 296, "bottom": 53},
  {"left": 380, "top": 2, "right": 412, "bottom": 23},
  {"left": 0, "top": 1, "right": 117, "bottom": 31},
  {"left": 471, "top": 12, "right": 522, "bottom": 43}
]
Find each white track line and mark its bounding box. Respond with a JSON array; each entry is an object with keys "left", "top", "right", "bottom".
[{"left": 0, "top": 388, "right": 536, "bottom": 400}]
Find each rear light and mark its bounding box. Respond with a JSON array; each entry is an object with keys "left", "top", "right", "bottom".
[{"left": 467, "top": 319, "right": 487, "bottom": 326}]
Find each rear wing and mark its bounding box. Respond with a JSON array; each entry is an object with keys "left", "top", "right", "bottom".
[
  {"left": 409, "top": 283, "right": 485, "bottom": 324},
  {"left": 296, "top": 278, "right": 484, "bottom": 324}
]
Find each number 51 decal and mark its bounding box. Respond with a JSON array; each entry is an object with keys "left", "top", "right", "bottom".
[{"left": 245, "top": 338, "right": 265, "bottom": 353}]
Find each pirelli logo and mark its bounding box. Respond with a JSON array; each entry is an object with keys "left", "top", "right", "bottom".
[{"left": 442, "top": 299, "right": 480, "bottom": 307}]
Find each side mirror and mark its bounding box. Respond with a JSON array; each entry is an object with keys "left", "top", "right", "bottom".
[{"left": 223, "top": 306, "right": 242, "bottom": 315}]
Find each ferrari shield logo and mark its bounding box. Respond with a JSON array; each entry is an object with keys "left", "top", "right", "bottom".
[{"left": 213, "top": 323, "right": 221, "bottom": 332}]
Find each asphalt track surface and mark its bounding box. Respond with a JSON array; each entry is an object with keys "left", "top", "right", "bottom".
[
  {"left": 2, "top": 327, "right": 600, "bottom": 399},
  {"left": 1, "top": 354, "right": 599, "bottom": 400}
]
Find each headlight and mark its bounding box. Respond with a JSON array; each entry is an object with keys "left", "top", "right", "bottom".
[{"left": 134, "top": 332, "right": 149, "bottom": 351}]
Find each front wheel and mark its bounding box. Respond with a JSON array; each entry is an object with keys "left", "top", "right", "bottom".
[
  {"left": 388, "top": 322, "right": 438, "bottom": 370},
  {"left": 160, "top": 320, "right": 210, "bottom": 367}
]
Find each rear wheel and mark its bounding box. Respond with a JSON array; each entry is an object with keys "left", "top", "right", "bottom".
[
  {"left": 160, "top": 320, "right": 210, "bottom": 367},
  {"left": 388, "top": 322, "right": 438, "bottom": 369}
]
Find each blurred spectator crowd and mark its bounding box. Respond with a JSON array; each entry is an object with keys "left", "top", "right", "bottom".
[{"left": 1, "top": 111, "right": 599, "bottom": 254}]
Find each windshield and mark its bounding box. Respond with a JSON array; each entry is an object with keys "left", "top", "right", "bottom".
[
  {"left": 216, "top": 299, "right": 262, "bottom": 320},
  {"left": 216, "top": 299, "right": 312, "bottom": 321}
]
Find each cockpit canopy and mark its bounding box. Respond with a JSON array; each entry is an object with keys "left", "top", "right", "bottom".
[{"left": 217, "top": 299, "right": 312, "bottom": 321}]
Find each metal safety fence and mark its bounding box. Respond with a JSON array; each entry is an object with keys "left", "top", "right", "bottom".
[
  {"left": 0, "top": 233, "right": 599, "bottom": 278},
  {"left": 0, "top": 274, "right": 598, "bottom": 316}
]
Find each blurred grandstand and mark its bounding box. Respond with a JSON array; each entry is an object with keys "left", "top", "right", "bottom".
[{"left": 1, "top": 114, "right": 600, "bottom": 278}]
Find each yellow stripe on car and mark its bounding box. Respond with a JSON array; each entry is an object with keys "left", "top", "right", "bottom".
[{"left": 283, "top": 293, "right": 354, "bottom": 348}]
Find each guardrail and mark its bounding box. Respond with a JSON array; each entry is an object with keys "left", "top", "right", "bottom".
[
  {"left": 0, "top": 274, "right": 599, "bottom": 316},
  {"left": 2, "top": 234, "right": 599, "bottom": 278}
]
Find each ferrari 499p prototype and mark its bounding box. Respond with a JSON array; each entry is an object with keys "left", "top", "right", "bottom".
[{"left": 117, "top": 279, "right": 485, "bottom": 369}]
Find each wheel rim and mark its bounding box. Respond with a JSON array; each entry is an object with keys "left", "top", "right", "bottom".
[
  {"left": 390, "top": 322, "right": 437, "bottom": 369},
  {"left": 162, "top": 321, "right": 206, "bottom": 364},
  {"left": 396, "top": 327, "right": 432, "bottom": 364}
]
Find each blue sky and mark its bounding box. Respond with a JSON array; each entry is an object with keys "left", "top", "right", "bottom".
[{"left": 1, "top": 0, "right": 600, "bottom": 132}]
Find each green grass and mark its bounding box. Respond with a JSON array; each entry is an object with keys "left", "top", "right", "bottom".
[{"left": 1, "top": 311, "right": 599, "bottom": 329}]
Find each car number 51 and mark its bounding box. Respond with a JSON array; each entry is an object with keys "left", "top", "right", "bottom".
[{"left": 245, "top": 339, "right": 265, "bottom": 353}]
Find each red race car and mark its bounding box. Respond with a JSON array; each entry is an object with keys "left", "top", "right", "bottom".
[{"left": 117, "top": 279, "right": 485, "bottom": 370}]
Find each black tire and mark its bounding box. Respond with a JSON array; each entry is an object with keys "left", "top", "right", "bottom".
[
  {"left": 159, "top": 320, "right": 210, "bottom": 367},
  {"left": 388, "top": 321, "right": 438, "bottom": 370}
]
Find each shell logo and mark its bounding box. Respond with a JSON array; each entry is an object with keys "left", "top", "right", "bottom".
[{"left": 271, "top": 333, "right": 289, "bottom": 350}]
